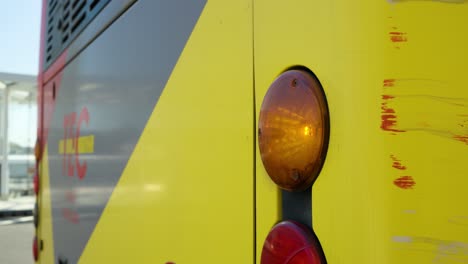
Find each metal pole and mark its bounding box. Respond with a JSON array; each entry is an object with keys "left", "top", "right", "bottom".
[{"left": 1, "top": 84, "right": 10, "bottom": 198}]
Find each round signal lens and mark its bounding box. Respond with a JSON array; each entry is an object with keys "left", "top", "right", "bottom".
[
  {"left": 261, "top": 221, "right": 322, "bottom": 264},
  {"left": 258, "top": 69, "right": 329, "bottom": 191}
]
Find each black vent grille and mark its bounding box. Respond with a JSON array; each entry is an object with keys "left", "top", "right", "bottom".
[{"left": 44, "top": 0, "right": 111, "bottom": 68}]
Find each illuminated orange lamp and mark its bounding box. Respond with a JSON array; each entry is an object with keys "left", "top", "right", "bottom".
[{"left": 258, "top": 69, "right": 329, "bottom": 191}]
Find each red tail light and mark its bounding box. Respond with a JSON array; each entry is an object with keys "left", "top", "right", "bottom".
[
  {"left": 33, "top": 236, "right": 39, "bottom": 261},
  {"left": 261, "top": 221, "right": 322, "bottom": 264},
  {"left": 33, "top": 172, "right": 39, "bottom": 195}
]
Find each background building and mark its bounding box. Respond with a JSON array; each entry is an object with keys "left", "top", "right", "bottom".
[{"left": 0, "top": 72, "right": 37, "bottom": 199}]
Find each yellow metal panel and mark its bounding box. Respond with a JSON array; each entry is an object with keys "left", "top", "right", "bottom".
[
  {"left": 255, "top": 1, "right": 468, "bottom": 263},
  {"left": 80, "top": 1, "right": 253, "bottom": 263},
  {"left": 38, "top": 147, "right": 55, "bottom": 264}
]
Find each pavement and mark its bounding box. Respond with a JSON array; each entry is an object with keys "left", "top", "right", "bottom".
[
  {"left": 0, "top": 196, "right": 35, "bottom": 263},
  {"left": 0, "top": 196, "right": 35, "bottom": 219},
  {"left": 0, "top": 222, "right": 35, "bottom": 264}
]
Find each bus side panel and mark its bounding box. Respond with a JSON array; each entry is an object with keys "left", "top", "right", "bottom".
[
  {"left": 254, "top": 1, "right": 468, "bottom": 263},
  {"left": 77, "top": 0, "right": 254, "bottom": 263},
  {"left": 42, "top": 0, "right": 217, "bottom": 262}
]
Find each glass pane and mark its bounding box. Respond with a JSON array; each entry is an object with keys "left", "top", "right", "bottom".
[
  {"left": 7, "top": 88, "right": 37, "bottom": 195},
  {"left": 0, "top": 91, "right": 4, "bottom": 157}
]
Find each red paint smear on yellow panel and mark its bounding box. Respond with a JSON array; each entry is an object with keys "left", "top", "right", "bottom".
[
  {"left": 394, "top": 176, "right": 416, "bottom": 189},
  {"left": 453, "top": 135, "right": 468, "bottom": 144},
  {"left": 390, "top": 155, "right": 407, "bottom": 170},
  {"left": 381, "top": 115, "right": 406, "bottom": 132},
  {"left": 381, "top": 95, "right": 406, "bottom": 133},
  {"left": 384, "top": 79, "right": 396, "bottom": 87},
  {"left": 381, "top": 100, "right": 395, "bottom": 114},
  {"left": 391, "top": 36, "right": 408, "bottom": 42},
  {"left": 389, "top": 32, "right": 408, "bottom": 42}
]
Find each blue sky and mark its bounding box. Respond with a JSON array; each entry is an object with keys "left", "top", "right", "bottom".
[{"left": 0, "top": 1, "right": 42, "bottom": 75}]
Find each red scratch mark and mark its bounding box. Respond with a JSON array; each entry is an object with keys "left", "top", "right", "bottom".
[
  {"left": 394, "top": 176, "right": 415, "bottom": 189},
  {"left": 390, "top": 155, "right": 407, "bottom": 170},
  {"left": 381, "top": 105, "right": 395, "bottom": 113},
  {"left": 381, "top": 94, "right": 406, "bottom": 133},
  {"left": 389, "top": 32, "right": 408, "bottom": 42},
  {"left": 381, "top": 115, "right": 406, "bottom": 132},
  {"left": 453, "top": 135, "right": 468, "bottom": 144},
  {"left": 391, "top": 36, "right": 408, "bottom": 42},
  {"left": 381, "top": 96, "right": 395, "bottom": 114},
  {"left": 384, "top": 79, "right": 396, "bottom": 87}
]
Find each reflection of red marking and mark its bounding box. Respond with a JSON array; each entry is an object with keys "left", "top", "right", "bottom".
[
  {"left": 62, "top": 208, "right": 79, "bottom": 224},
  {"left": 389, "top": 32, "right": 407, "bottom": 42},
  {"left": 75, "top": 107, "right": 90, "bottom": 179},
  {"left": 381, "top": 95, "right": 405, "bottom": 133},
  {"left": 453, "top": 135, "right": 468, "bottom": 144},
  {"left": 65, "top": 191, "right": 76, "bottom": 203},
  {"left": 166, "top": 262, "right": 176, "bottom": 264},
  {"left": 390, "top": 155, "right": 407, "bottom": 170},
  {"left": 63, "top": 107, "right": 90, "bottom": 180},
  {"left": 394, "top": 176, "right": 415, "bottom": 189},
  {"left": 63, "top": 112, "right": 77, "bottom": 177},
  {"left": 383, "top": 79, "right": 395, "bottom": 87}
]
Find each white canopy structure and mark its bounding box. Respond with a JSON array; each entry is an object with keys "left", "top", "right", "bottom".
[{"left": 0, "top": 72, "right": 37, "bottom": 198}]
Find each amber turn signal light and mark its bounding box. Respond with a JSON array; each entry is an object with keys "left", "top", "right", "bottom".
[{"left": 258, "top": 69, "right": 329, "bottom": 191}]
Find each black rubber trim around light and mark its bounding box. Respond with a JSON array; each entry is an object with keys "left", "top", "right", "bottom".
[{"left": 281, "top": 187, "right": 312, "bottom": 229}]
